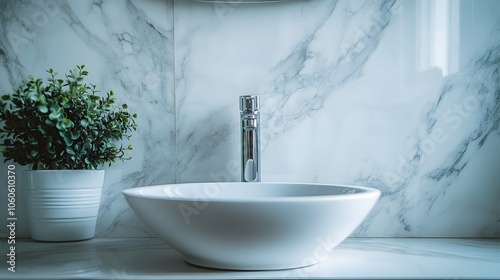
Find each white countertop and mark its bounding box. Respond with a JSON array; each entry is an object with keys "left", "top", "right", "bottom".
[{"left": 1, "top": 238, "right": 499, "bottom": 279}]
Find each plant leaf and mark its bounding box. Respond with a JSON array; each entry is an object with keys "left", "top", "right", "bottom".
[
  {"left": 37, "top": 125, "right": 46, "bottom": 135},
  {"left": 80, "top": 119, "right": 89, "bottom": 128},
  {"left": 45, "top": 119, "right": 55, "bottom": 126},
  {"left": 28, "top": 90, "right": 38, "bottom": 101},
  {"left": 57, "top": 118, "right": 74, "bottom": 130},
  {"left": 49, "top": 111, "right": 61, "bottom": 120},
  {"left": 38, "top": 104, "right": 49, "bottom": 113},
  {"left": 66, "top": 146, "right": 75, "bottom": 155},
  {"left": 71, "top": 131, "right": 80, "bottom": 140}
]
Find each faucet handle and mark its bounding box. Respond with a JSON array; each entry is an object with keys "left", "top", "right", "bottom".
[{"left": 240, "top": 95, "right": 260, "bottom": 113}]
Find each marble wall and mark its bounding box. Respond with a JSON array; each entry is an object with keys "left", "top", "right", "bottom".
[
  {"left": 0, "top": 0, "right": 175, "bottom": 238},
  {"left": 0, "top": 0, "right": 499, "bottom": 238}
]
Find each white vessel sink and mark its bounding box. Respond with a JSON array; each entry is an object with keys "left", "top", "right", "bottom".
[{"left": 123, "top": 182, "right": 380, "bottom": 270}]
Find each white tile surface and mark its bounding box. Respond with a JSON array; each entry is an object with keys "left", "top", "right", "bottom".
[
  {"left": 0, "top": 0, "right": 176, "bottom": 238},
  {"left": 1, "top": 238, "right": 499, "bottom": 279},
  {"left": 173, "top": 0, "right": 500, "bottom": 237}
]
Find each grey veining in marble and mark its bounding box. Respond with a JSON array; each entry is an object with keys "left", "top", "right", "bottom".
[
  {"left": 173, "top": 0, "right": 500, "bottom": 237},
  {"left": 0, "top": 0, "right": 499, "bottom": 238},
  {"left": 0, "top": 0, "right": 175, "bottom": 238}
]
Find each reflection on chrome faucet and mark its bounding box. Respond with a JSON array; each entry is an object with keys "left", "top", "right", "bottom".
[{"left": 240, "top": 95, "right": 261, "bottom": 182}]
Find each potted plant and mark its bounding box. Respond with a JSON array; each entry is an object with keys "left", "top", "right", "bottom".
[{"left": 0, "top": 65, "right": 137, "bottom": 241}]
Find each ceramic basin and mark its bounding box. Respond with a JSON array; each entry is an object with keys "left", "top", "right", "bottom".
[{"left": 123, "top": 182, "right": 380, "bottom": 270}]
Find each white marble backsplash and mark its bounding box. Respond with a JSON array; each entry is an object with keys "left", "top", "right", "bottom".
[
  {"left": 0, "top": 0, "right": 175, "bottom": 238},
  {"left": 0, "top": 0, "right": 499, "bottom": 238}
]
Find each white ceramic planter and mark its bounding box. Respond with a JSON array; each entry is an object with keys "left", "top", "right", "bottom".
[{"left": 27, "top": 170, "right": 105, "bottom": 241}]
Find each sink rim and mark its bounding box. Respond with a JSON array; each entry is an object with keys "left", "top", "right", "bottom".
[
  {"left": 122, "top": 182, "right": 381, "bottom": 203},
  {"left": 122, "top": 181, "right": 381, "bottom": 270}
]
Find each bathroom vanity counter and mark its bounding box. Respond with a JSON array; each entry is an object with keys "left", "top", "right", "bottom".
[{"left": 1, "top": 238, "right": 499, "bottom": 279}]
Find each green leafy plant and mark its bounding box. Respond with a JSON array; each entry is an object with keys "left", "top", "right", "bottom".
[{"left": 0, "top": 65, "right": 137, "bottom": 170}]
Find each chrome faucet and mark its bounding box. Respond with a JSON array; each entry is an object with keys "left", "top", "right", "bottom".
[{"left": 240, "top": 95, "right": 261, "bottom": 182}]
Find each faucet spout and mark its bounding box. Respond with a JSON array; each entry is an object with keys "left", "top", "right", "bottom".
[{"left": 240, "top": 95, "right": 261, "bottom": 182}]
